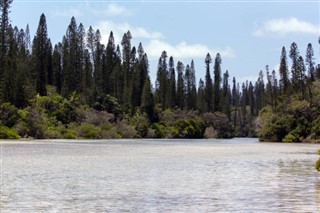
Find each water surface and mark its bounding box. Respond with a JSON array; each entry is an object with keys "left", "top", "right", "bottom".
[{"left": 1, "top": 138, "right": 320, "bottom": 212}]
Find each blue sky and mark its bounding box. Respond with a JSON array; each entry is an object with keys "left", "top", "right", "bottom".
[{"left": 10, "top": 0, "right": 320, "bottom": 85}]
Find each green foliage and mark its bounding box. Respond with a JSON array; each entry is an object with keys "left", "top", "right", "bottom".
[
  {"left": 173, "top": 119, "right": 205, "bottom": 138},
  {"left": 315, "top": 150, "right": 320, "bottom": 172},
  {"left": 152, "top": 123, "right": 178, "bottom": 139},
  {"left": 24, "top": 106, "right": 48, "bottom": 139},
  {"left": 93, "top": 94, "right": 122, "bottom": 118},
  {"left": 76, "top": 123, "right": 103, "bottom": 139},
  {"left": 0, "top": 125, "right": 20, "bottom": 139},
  {"left": 202, "top": 112, "right": 233, "bottom": 138},
  {"left": 0, "top": 102, "right": 20, "bottom": 127},
  {"left": 131, "top": 110, "right": 150, "bottom": 138}
]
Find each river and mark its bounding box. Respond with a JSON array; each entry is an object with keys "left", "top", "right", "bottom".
[{"left": 1, "top": 138, "right": 319, "bottom": 212}]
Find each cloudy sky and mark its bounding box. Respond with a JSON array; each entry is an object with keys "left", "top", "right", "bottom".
[{"left": 10, "top": 0, "right": 320, "bottom": 85}]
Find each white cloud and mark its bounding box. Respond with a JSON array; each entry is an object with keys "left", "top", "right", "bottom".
[
  {"left": 94, "top": 21, "right": 235, "bottom": 61},
  {"left": 51, "top": 8, "right": 83, "bottom": 18},
  {"left": 93, "top": 20, "right": 164, "bottom": 45},
  {"left": 105, "top": 3, "right": 132, "bottom": 16},
  {"left": 253, "top": 17, "right": 320, "bottom": 37},
  {"left": 145, "top": 40, "right": 236, "bottom": 59}
]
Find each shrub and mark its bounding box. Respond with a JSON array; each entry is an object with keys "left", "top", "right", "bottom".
[
  {"left": 0, "top": 126, "right": 20, "bottom": 139},
  {"left": 82, "top": 108, "right": 114, "bottom": 126},
  {"left": 131, "top": 111, "right": 150, "bottom": 138},
  {"left": 116, "top": 120, "right": 138, "bottom": 138},
  {"left": 173, "top": 119, "right": 206, "bottom": 138},
  {"left": 315, "top": 150, "right": 320, "bottom": 172},
  {"left": 0, "top": 103, "right": 20, "bottom": 127},
  {"left": 204, "top": 127, "right": 218, "bottom": 138},
  {"left": 152, "top": 123, "right": 178, "bottom": 138},
  {"left": 93, "top": 94, "right": 122, "bottom": 118},
  {"left": 24, "top": 107, "right": 48, "bottom": 139},
  {"left": 76, "top": 123, "right": 103, "bottom": 139}
]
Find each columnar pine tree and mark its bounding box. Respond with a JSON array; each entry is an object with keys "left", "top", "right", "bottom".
[
  {"left": 93, "top": 30, "right": 104, "bottom": 96},
  {"left": 213, "top": 53, "right": 222, "bottom": 112},
  {"left": 46, "top": 39, "right": 53, "bottom": 85},
  {"left": 0, "top": 0, "right": 13, "bottom": 90},
  {"left": 197, "top": 78, "right": 206, "bottom": 112},
  {"left": 176, "top": 61, "right": 185, "bottom": 109},
  {"left": 189, "top": 60, "right": 197, "bottom": 110},
  {"left": 279, "top": 46, "right": 290, "bottom": 94},
  {"left": 167, "top": 56, "right": 176, "bottom": 108},
  {"left": 290, "top": 42, "right": 300, "bottom": 91},
  {"left": 222, "top": 70, "right": 231, "bottom": 117},
  {"left": 306, "top": 43, "right": 315, "bottom": 81},
  {"left": 52, "top": 43, "right": 62, "bottom": 93},
  {"left": 112, "top": 45, "right": 123, "bottom": 101},
  {"left": 2, "top": 25, "right": 17, "bottom": 103},
  {"left": 141, "top": 76, "right": 154, "bottom": 120},
  {"left": 32, "top": 13, "right": 49, "bottom": 96},
  {"left": 104, "top": 31, "right": 116, "bottom": 94},
  {"left": 155, "top": 51, "right": 168, "bottom": 109},
  {"left": 121, "top": 31, "right": 132, "bottom": 105},
  {"left": 297, "top": 56, "right": 306, "bottom": 99},
  {"left": 204, "top": 53, "right": 213, "bottom": 112}
]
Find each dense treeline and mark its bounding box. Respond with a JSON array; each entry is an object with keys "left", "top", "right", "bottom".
[{"left": 1, "top": 1, "right": 320, "bottom": 141}]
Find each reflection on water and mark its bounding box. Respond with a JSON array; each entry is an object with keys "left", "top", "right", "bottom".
[{"left": 1, "top": 138, "right": 320, "bottom": 212}]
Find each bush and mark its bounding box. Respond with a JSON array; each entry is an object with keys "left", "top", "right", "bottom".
[
  {"left": 152, "top": 123, "right": 178, "bottom": 138},
  {"left": 34, "top": 95, "right": 78, "bottom": 125},
  {"left": 116, "top": 120, "right": 138, "bottom": 138},
  {"left": 202, "top": 112, "right": 232, "bottom": 138},
  {"left": 0, "top": 126, "right": 20, "bottom": 139},
  {"left": 131, "top": 111, "right": 150, "bottom": 138},
  {"left": 173, "top": 119, "right": 206, "bottom": 138},
  {"left": 82, "top": 108, "right": 114, "bottom": 125},
  {"left": 24, "top": 107, "right": 48, "bottom": 139},
  {"left": 0, "top": 103, "right": 20, "bottom": 127},
  {"left": 315, "top": 150, "right": 320, "bottom": 172},
  {"left": 76, "top": 123, "right": 103, "bottom": 139},
  {"left": 93, "top": 94, "right": 122, "bottom": 118},
  {"left": 204, "top": 127, "right": 218, "bottom": 138}
]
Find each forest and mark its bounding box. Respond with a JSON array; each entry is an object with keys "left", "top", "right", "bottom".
[{"left": 1, "top": 1, "right": 320, "bottom": 141}]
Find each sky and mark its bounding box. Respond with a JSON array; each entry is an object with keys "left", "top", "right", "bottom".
[{"left": 9, "top": 0, "right": 320, "bottom": 86}]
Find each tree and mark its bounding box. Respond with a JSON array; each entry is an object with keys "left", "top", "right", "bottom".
[
  {"left": 306, "top": 43, "right": 315, "bottom": 81},
  {"left": 52, "top": 43, "right": 62, "bottom": 93},
  {"left": 93, "top": 30, "right": 104, "bottom": 96},
  {"left": 297, "top": 56, "right": 306, "bottom": 99},
  {"left": 2, "top": 25, "right": 17, "bottom": 104},
  {"left": 104, "top": 31, "right": 116, "bottom": 94},
  {"left": 290, "top": 42, "right": 300, "bottom": 91},
  {"left": 112, "top": 45, "right": 123, "bottom": 101},
  {"left": 0, "top": 0, "right": 13, "bottom": 79},
  {"left": 24, "top": 24, "right": 31, "bottom": 52},
  {"left": 141, "top": 76, "right": 154, "bottom": 120},
  {"left": 121, "top": 31, "right": 132, "bottom": 105},
  {"left": 176, "top": 61, "right": 185, "bottom": 109},
  {"left": 189, "top": 60, "right": 197, "bottom": 110},
  {"left": 279, "top": 46, "right": 290, "bottom": 94},
  {"left": 197, "top": 78, "right": 206, "bottom": 113},
  {"left": 86, "top": 26, "right": 96, "bottom": 63},
  {"left": 32, "top": 13, "right": 49, "bottom": 96},
  {"left": 155, "top": 51, "right": 168, "bottom": 109},
  {"left": 221, "top": 70, "right": 231, "bottom": 117},
  {"left": 46, "top": 39, "right": 53, "bottom": 85},
  {"left": 167, "top": 56, "right": 176, "bottom": 108},
  {"left": 213, "top": 53, "right": 222, "bottom": 112},
  {"left": 204, "top": 53, "right": 213, "bottom": 112}
]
